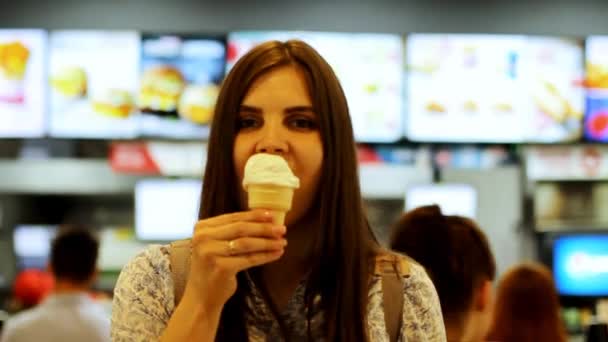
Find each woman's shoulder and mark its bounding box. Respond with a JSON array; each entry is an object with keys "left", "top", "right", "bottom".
[
  {"left": 396, "top": 251, "right": 427, "bottom": 280},
  {"left": 114, "top": 244, "right": 173, "bottom": 303},
  {"left": 375, "top": 249, "right": 426, "bottom": 279},
  {"left": 377, "top": 250, "right": 437, "bottom": 301},
  {"left": 111, "top": 244, "right": 175, "bottom": 340},
  {"left": 122, "top": 244, "right": 171, "bottom": 275},
  {"left": 373, "top": 249, "right": 447, "bottom": 341}
]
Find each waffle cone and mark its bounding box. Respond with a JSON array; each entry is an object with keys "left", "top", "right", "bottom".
[{"left": 247, "top": 184, "right": 294, "bottom": 225}]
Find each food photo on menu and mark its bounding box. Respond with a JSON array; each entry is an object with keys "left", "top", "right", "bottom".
[
  {"left": 406, "top": 34, "right": 585, "bottom": 143},
  {"left": 48, "top": 30, "right": 140, "bottom": 138},
  {"left": 584, "top": 36, "right": 608, "bottom": 142},
  {"left": 523, "top": 37, "right": 584, "bottom": 143},
  {"left": 406, "top": 34, "right": 527, "bottom": 143},
  {"left": 138, "top": 34, "right": 226, "bottom": 139},
  {"left": 227, "top": 31, "right": 404, "bottom": 143},
  {"left": 0, "top": 29, "right": 46, "bottom": 138}
]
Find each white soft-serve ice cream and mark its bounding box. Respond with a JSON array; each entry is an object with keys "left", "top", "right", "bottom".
[{"left": 242, "top": 153, "right": 300, "bottom": 225}]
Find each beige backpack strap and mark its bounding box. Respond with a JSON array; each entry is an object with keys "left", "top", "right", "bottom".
[
  {"left": 376, "top": 251, "right": 410, "bottom": 342},
  {"left": 169, "top": 239, "right": 192, "bottom": 306}
]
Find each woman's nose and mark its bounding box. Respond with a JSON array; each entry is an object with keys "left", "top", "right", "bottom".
[
  {"left": 255, "top": 118, "right": 288, "bottom": 155},
  {"left": 257, "top": 144, "right": 285, "bottom": 154}
]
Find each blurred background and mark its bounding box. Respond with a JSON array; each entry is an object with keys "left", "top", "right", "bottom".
[{"left": 1, "top": 0, "right": 608, "bottom": 338}]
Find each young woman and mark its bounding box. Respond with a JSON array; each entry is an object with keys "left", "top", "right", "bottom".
[
  {"left": 111, "top": 40, "right": 445, "bottom": 341},
  {"left": 486, "top": 263, "right": 567, "bottom": 342},
  {"left": 389, "top": 205, "right": 496, "bottom": 342}
]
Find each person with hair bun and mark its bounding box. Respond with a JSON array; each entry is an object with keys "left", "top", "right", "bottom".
[{"left": 390, "top": 205, "right": 496, "bottom": 342}]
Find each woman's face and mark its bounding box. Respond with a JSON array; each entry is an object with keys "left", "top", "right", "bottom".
[{"left": 233, "top": 65, "right": 324, "bottom": 225}]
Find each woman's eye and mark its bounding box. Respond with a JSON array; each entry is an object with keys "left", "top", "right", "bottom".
[
  {"left": 237, "top": 116, "right": 261, "bottom": 130},
  {"left": 288, "top": 116, "right": 317, "bottom": 130}
]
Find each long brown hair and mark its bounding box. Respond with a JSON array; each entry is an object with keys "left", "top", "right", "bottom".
[
  {"left": 199, "top": 40, "right": 378, "bottom": 341},
  {"left": 486, "top": 263, "right": 567, "bottom": 342},
  {"left": 389, "top": 205, "right": 496, "bottom": 326}
]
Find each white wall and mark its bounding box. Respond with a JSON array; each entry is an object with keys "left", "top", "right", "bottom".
[{"left": 443, "top": 167, "right": 532, "bottom": 279}]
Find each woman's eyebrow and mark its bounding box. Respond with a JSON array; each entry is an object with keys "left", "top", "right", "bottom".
[
  {"left": 239, "top": 105, "right": 262, "bottom": 114},
  {"left": 285, "top": 106, "right": 315, "bottom": 114}
]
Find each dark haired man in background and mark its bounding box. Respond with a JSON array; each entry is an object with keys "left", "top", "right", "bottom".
[{"left": 1, "top": 226, "right": 109, "bottom": 342}]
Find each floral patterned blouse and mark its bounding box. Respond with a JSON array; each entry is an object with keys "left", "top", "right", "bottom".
[{"left": 111, "top": 245, "right": 446, "bottom": 341}]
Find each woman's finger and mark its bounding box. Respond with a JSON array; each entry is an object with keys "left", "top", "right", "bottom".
[
  {"left": 195, "top": 210, "right": 273, "bottom": 229},
  {"left": 192, "top": 221, "right": 286, "bottom": 244},
  {"left": 194, "top": 237, "right": 287, "bottom": 257}
]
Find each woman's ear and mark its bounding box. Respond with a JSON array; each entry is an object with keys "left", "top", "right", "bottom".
[{"left": 474, "top": 280, "right": 494, "bottom": 312}]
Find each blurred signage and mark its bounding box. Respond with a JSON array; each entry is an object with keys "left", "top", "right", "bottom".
[
  {"left": 357, "top": 145, "right": 427, "bottom": 166},
  {"left": 526, "top": 146, "right": 608, "bottom": 180},
  {"left": 109, "top": 141, "right": 206, "bottom": 176},
  {"left": 433, "top": 146, "right": 512, "bottom": 169}
]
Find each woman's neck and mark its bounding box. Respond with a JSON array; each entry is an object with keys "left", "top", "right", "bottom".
[
  {"left": 258, "top": 215, "right": 317, "bottom": 309},
  {"left": 269, "top": 213, "right": 317, "bottom": 268}
]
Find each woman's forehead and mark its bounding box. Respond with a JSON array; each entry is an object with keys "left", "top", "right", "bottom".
[{"left": 241, "top": 66, "right": 312, "bottom": 107}]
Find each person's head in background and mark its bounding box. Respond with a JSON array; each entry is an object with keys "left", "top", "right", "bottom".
[
  {"left": 486, "top": 263, "right": 567, "bottom": 342},
  {"left": 389, "top": 204, "right": 496, "bottom": 342},
  {"left": 49, "top": 226, "right": 99, "bottom": 293}
]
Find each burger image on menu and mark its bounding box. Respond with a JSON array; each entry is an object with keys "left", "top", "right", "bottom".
[
  {"left": 50, "top": 66, "right": 87, "bottom": 99},
  {"left": 138, "top": 34, "right": 226, "bottom": 138},
  {"left": 178, "top": 84, "right": 219, "bottom": 125},
  {"left": 138, "top": 65, "right": 186, "bottom": 118},
  {"left": 92, "top": 89, "right": 135, "bottom": 118}
]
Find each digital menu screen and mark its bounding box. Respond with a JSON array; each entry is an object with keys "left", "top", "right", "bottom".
[
  {"left": 0, "top": 29, "right": 46, "bottom": 138},
  {"left": 227, "top": 31, "right": 404, "bottom": 143},
  {"left": 98, "top": 227, "right": 147, "bottom": 271},
  {"left": 135, "top": 178, "right": 201, "bottom": 241},
  {"left": 405, "top": 183, "right": 477, "bottom": 219},
  {"left": 407, "top": 34, "right": 584, "bottom": 143},
  {"left": 138, "top": 34, "right": 226, "bottom": 139},
  {"left": 554, "top": 234, "right": 608, "bottom": 297},
  {"left": 584, "top": 36, "right": 608, "bottom": 142},
  {"left": 49, "top": 31, "right": 140, "bottom": 138},
  {"left": 523, "top": 37, "right": 584, "bottom": 143},
  {"left": 13, "top": 225, "right": 56, "bottom": 270}
]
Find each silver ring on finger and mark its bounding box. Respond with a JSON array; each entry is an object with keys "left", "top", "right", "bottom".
[{"left": 227, "top": 240, "right": 237, "bottom": 256}]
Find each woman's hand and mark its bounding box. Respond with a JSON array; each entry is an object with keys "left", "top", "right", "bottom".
[
  {"left": 161, "top": 210, "right": 285, "bottom": 342},
  {"left": 186, "top": 209, "right": 287, "bottom": 314}
]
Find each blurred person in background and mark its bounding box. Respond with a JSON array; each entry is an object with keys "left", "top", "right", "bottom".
[
  {"left": 1, "top": 226, "right": 109, "bottom": 342},
  {"left": 486, "top": 263, "right": 567, "bottom": 342},
  {"left": 389, "top": 205, "right": 496, "bottom": 342}
]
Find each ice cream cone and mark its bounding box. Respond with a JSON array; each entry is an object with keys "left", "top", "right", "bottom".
[
  {"left": 242, "top": 153, "right": 300, "bottom": 226},
  {"left": 247, "top": 184, "right": 294, "bottom": 225}
]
